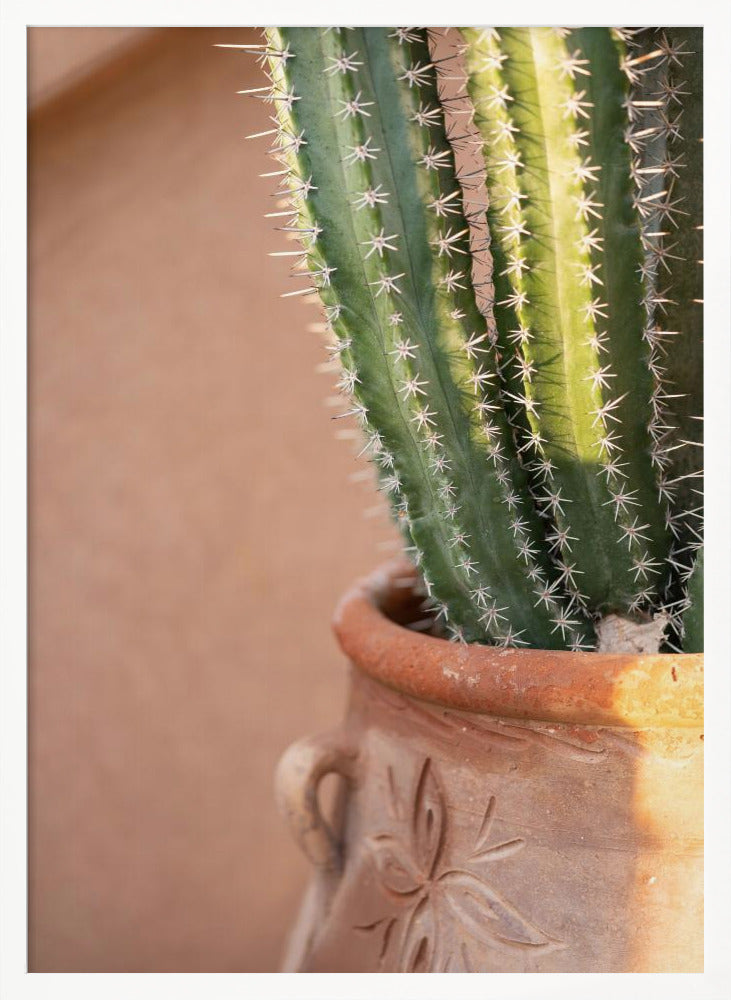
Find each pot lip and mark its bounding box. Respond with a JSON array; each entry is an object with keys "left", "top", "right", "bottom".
[{"left": 332, "top": 560, "right": 704, "bottom": 729}]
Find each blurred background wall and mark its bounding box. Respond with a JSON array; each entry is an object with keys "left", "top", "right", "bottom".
[{"left": 28, "top": 26, "right": 398, "bottom": 971}]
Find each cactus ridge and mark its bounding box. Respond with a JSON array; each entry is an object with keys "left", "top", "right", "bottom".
[
  {"left": 622, "top": 27, "right": 704, "bottom": 649},
  {"left": 241, "top": 26, "right": 702, "bottom": 651}
]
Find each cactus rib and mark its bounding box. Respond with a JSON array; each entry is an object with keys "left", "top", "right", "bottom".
[{"left": 462, "top": 27, "right": 670, "bottom": 617}]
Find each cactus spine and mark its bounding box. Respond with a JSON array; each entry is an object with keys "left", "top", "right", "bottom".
[{"left": 247, "top": 26, "right": 702, "bottom": 652}]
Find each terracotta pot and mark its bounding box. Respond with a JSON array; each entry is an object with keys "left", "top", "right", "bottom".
[{"left": 276, "top": 562, "right": 703, "bottom": 973}]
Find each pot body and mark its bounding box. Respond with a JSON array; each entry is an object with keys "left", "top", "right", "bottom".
[{"left": 276, "top": 566, "right": 703, "bottom": 973}]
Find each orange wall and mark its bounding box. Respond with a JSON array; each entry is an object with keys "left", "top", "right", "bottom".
[{"left": 29, "top": 27, "right": 397, "bottom": 971}]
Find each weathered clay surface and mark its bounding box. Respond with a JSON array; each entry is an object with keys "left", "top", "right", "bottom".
[{"left": 276, "top": 563, "right": 703, "bottom": 973}]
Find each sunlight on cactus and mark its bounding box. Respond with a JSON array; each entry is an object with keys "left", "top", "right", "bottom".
[{"left": 235, "top": 26, "right": 703, "bottom": 653}]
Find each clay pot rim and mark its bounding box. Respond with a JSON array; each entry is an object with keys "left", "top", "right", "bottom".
[{"left": 332, "top": 561, "right": 703, "bottom": 729}]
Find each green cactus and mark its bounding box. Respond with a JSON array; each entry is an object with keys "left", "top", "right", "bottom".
[{"left": 241, "top": 26, "right": 702, "bottom": 652}]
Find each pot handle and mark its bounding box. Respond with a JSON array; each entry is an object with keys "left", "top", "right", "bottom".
[{"left": 275, "top": 731, "right": 358, "bottom": 873}]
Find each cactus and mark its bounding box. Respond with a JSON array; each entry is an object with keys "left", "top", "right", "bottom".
[{"left": 241, "top": 26, "right": 702, "bottom": 652}]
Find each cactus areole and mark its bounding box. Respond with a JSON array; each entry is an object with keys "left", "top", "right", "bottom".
[{"left": 246, "top": 26, "right": 703, "bottom": 654}]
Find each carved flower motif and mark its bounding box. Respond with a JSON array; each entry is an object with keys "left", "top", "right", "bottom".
[{"left": 359, "top": 757, "right": 562, "bottom": 972}]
